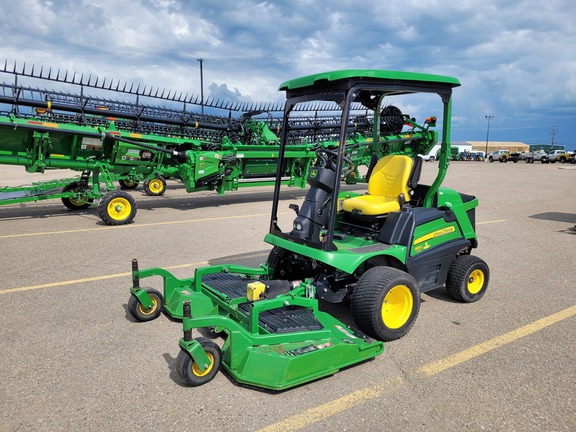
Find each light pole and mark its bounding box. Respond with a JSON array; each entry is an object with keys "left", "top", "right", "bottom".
[
  {"left": 485, "top": 115, "right": 494, "bottom": 157},
  {"left": 197, "top": 58, "right": 204, "bottom": 114}
]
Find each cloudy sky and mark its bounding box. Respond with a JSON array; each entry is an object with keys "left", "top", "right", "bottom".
[{"left": 1, "top": 0, "right": 575, "bottom": 149}]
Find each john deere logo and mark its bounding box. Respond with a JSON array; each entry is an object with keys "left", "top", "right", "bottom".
[{"left": 310, "top": 168, "right": 318, "bottom": 178}]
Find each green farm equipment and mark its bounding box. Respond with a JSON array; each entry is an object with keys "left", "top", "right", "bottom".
[
  {"left": 127, "top": 69, "right": 490, "bottom": 390},
  {"left": 0, "top": 62, "right": 440, "bottom": 225}
]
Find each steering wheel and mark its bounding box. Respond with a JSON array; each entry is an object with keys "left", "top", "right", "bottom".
[{"left": 315, "top": 148, "right": 355, "bottom": 175}]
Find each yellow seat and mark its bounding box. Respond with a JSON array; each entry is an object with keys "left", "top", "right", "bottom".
[{"left": 342, "top": 155, "right": 413, "bottom": 216}]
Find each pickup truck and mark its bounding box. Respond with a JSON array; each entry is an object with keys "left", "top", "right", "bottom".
[
  {"left": 547, "top": 149, "right": 571, "bottom": 163},
  {"left": 487, "top": 149, "right": 510, "bottom": 162}
]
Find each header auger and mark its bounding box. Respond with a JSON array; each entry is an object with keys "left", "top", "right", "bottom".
[{"left": 0, "top": 61, "right": 440, "bottom": 224}]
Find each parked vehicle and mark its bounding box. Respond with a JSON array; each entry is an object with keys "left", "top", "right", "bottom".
[
  {"left": 547, "top": 149, "right": 571, "bottom": 164},
  {"left": 487, "top": 149, "right": 510, "bottom": 162},
  {"left": 523, "top": 150, "right": 548, "bottom": 163}
]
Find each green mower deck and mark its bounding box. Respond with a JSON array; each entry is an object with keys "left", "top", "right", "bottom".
[{"left": 129, "top": 260, "right": 383, "bottom": 390}]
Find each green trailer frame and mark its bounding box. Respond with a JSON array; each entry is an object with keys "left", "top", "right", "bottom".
[{"left": 0, "top": 63, "right": 440, "bottom": 225}]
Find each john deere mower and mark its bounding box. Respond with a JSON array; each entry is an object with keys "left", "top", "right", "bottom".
[{"left": 127, "top": 69, "right": 489, "bottom": 390}]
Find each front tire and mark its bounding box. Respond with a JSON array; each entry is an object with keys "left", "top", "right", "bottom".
[
  {"left": 351, "top": 267, "right": 420, "bottom": 341},
  {"left": 177, "top": 338, "right": 222, "bottom": 386},
  {"left": 446, "top": 255, "right": 490, "bottom": 303},
  {"left": 98, "top": 190, "right": 137, "bottom": 225}
]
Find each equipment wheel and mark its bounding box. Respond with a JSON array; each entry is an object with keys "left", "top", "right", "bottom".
[
  {"left": 61, "top": 181, "right": 93, "bottom": 210},
  {"left": 143, "top": 177, "right": 167, "bottom": 196},
  {"left": 429, "top": 156, "right": 435, "bottom": 162},
  {"left": 127, "top": 288, "right": 164, "bottom": 321},
  {"left": 177, "top": 338, "right": 222, "bottom": 386},
  {"left": 446, "top": 255, "right": 490, "bottom": 303},
  {"left": 119, "top": 179, "right": 139, "bottom": 189},
  {"left": 98, "top": 190, "right": 137, "bottom": 225},
  {"left": 267, "top": 246, "right": 288, "bottom": 278},
  {"left": 351, "top": 267, "right": 420, "bottom": 341}
]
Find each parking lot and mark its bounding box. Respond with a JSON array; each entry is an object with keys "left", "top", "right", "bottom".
[{"left": 1, "top": 161, "right": 575, "bottom": 431}]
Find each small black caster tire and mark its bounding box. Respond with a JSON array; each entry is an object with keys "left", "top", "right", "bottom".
[
  {"left": 127, "top": 288, "right": 164, "bottom": 322},
  {"left": 176, "top": 337, "right": 222, "bottom": 386}
]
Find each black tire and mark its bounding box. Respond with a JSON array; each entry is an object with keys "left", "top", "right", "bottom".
[
  {"left": 61, "top": 181, "right": 93, "bottom": 210},
  {"left": 266, "top": 246, "right": 288, "bottom": 278},
  {"left": 143, "top": 177, "right": 167, "bottom": 196},
  {"left": 127, "top": 288, "right": 164, "bottom": 322},
  {"left": 488, "top": 157, "right": 494, "bottom": 162},
  {"left": 98, "top": 190, "right": 137, "bottom": 225},
  {"left": 119, "top": 179, "right": 139, "bottom": 190},
  {"left": 429, "top": 156, "right": 435, "bottom": 162},
  {"left": 177, "top": 337, "right": 222, "bottom": 386},
  {"left": 351, "top": 267, "right": 420, "bottom": 341},
  {"left": 446, "top": 255, "right": 490, "bottom": 303}
]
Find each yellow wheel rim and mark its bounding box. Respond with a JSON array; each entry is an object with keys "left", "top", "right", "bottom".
[
  {"left": 381, "top": 285, "right": 413, "bottom": 329},
  {"left": 107, "top": 197, "right": 132, "bottom": 221},
  {"left": 69, "top": 196, "right": 87, "bottom": 206},
  {"left": 467, "top": 269, "right": 485, "bottom": 294},
  {"left": 68, "top": 188, "right": 88, "bottom": 206},
  {"left": 148, "top": 179, "right": 164, "bottom": 194},
  {"left": 192, "top": 353, "right": 214, "bottom": 377},
  {"left": 137, "top": 296, "right": 158, "bottom": 316}
]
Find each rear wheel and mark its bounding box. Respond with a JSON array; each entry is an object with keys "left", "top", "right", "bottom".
[
  {"left": 177, "top": 338, "right": 222, "bottom": 386},
  {"left": 351, "top": 267, "right": 420, "bottom": 341},
  {"left": 98, "top": 190, "right": 137, "bottom": 225},
  {"left": 446, "top": 255, "right": 490, "bottom": 302},
  {"left": 61, "top": 181, "right": 93, "bottom": 210}
]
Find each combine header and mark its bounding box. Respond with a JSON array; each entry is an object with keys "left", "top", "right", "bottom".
[{"left": 0, "top": 61, "right": 439, "bottom": 224}]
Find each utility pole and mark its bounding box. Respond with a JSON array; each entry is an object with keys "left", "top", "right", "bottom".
[
  {"left": 485, "top": 115, "right": 494, "bottom": 156},
  {"left": 197, "top": 58, "right": 204, "bottom": 115}
]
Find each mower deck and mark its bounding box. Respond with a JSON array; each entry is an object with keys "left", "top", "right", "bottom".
[{"left": 131, "top": 262, "right": 384, "bottom": 390}]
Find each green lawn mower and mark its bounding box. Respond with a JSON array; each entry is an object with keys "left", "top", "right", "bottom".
[{"left": 127, "top": 69, "right": 489, "bottom": 390}]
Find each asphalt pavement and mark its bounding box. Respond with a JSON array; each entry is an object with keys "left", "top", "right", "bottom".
[{"left": 1, "top": 161, "right": 575, "bottom": 431}]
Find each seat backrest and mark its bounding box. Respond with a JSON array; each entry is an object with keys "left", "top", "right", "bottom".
[
  {"left": 367, "top": 155, "right": 414, "bottom": 198},
  {"left": 408, "top": 156, "right": 423, "bottom": 189}
]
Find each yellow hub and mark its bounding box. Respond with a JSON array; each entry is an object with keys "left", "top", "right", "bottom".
[
  {"left": 137, "top": 297, "right": 158, "bottom": 316},
  {"left": 148, "top": 179, "right": 164, "bottom": 194},
  {"left": 107, "top": 197, "right": 132, "bottom": 221},
  {"left": 192, "top": 353, "right": 215, "bottom": 377},
  {"left": 467, "top": 269, "right": 485, "bottom": 294},
  {"left": 381, "top": 285, "right": 413, "bottom": 329}
]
